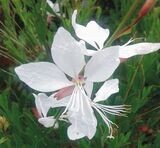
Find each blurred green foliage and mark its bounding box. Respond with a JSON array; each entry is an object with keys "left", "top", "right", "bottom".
[{"left": 0, "top": 0, "right": 160, "bottom": 147}]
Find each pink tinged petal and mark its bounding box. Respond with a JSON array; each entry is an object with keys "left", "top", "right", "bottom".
[
  {"left": 15, "top": 62, "right": 72, "bottom": 92},
  {"left": 84, "top": 46, "right": 120, "bottom": 82},
  {"left": 54, "top": 85, "right": 75, "bottom": 100},
  {"left": 119, "top": 43, "right": 160, "bottom": 58},
  {"left": 72, "top": 10, "right": 109, "bottom": 50},
  {"left": 38, "top": 116, "right": 57, "bottom": 128},
  {"left": 51, "top": 27, "right": 85, "bottom": 78},
  {"left": 93, "top": 79, "right": 119, "bottom": 102}
]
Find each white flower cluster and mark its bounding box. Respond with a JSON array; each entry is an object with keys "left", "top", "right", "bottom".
[{"left": 15, "top": 8, "right": 160, "bottom": 140}]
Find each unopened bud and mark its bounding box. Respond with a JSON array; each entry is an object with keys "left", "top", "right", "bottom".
[{"left": 138, "top": 0, "right": 157, "bottom": 18}]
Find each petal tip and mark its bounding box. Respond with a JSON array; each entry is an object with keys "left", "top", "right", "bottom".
[{"left": 73, "top": 9, "right": 77, "bottom": 15}]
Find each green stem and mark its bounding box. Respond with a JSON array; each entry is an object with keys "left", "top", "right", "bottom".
[
  {"left": 105, "top": 0, "right": 141, "bottom": 46},
  {"left": 124, "top": 56, "right": 144, "bottom": 101},
  {"left": 137, "top": 105, "right": 160, "bottom": 118},
  {"left": 0, "top": 68, "right": 16, "bottom": 77}
]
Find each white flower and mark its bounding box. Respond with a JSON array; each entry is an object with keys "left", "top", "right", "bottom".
[
  {"left": 15, "top": 27, "right": 120, "bottom": 139},
  {"left": 72, "top": 10, "right": 109, "bottom": 50},
  {"left": 33, "top": 79, "right": 130, "bottom": 140},
  {"left": 64, "top": 79, "right": 130, "bottom": 139},
  {"left": 72, "top": 10, "right": 160, "bottom": 58},
  {"left": 34, "top": 93, "right": 58, "bottom": 128},
  {"left": 34, "top": 93, "right": 70, "bottom": 128}
]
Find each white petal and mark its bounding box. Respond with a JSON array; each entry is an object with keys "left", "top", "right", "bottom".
[
  {"left": 67, "top": 87, "right": 97, "bottom": 139},
  {"left": 51, "top": 27, "right": 85, "bottom": 78},
  {"left": 38, "top": 116, "right": 57, "bottom": 128},
  {"left": 78, "top": 40, "right": 97, "bottom": 56},
  {"left": 15, "top": 62, "right": 72, "bottom": 92},
  {"left": 84, "top": 81, "right": 93, "bottom": 97},
  {"left": 34, "top": 93, "right": 69, "bottom": 117},
  {"left": 47, "top": 0, "right": 60, "bottom": 13},
  {"left": 67, "top": 123, "right": 85, "bottom": 140},
  {"left": 78, "top": 40, "right": 98, "bottom": 56},
  {"left": 34, "top": 93, "right": 70, "bottom": 118},
  {"left": 119, "top": 43, "right": 160, "bottom": 58},
  {"left": 85, "top": 21, "right": 110, "bottom": 49},
  {"left": 84, "top": 46, "right": 120, "bottom": 82},
  {"left": 93, "top": 79, "right": 119, "bottom": 102},
  {"left": 68, "top": 111, "right": 97, "bottom": 140},
  {"left": 34, "top": 93, "right": 53, "bottom": 117},
  {"left": 72, "top": 10, "right": 109, "bottom": 50}
]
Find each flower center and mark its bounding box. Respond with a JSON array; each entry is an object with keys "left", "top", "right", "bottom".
[
  {"left": 54, "top": 75, "right": 85, "bottom": 100},
  {"left": 72, "top": 75, "right": 85, "bottom": 86}
]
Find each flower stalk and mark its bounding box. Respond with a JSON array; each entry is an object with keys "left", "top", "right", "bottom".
[{"left": 105, "top": 0, "right": 142, "bottom": 46}]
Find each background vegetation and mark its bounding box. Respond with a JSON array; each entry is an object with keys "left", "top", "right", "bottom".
[{"left": 0, "top": 0, "right": 160, "bottom": 147}]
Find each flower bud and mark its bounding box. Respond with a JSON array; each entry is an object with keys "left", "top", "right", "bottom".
[{"left": 138, "top": 0, "right": 157, "bottom": 18}]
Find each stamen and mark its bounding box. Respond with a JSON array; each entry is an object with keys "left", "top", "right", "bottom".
[
  {"left": 95, "top": 103, "right": 131, "bottom": 117},
  {"left": 97, "top": 103, "right": 131, "bottom": 111},
  {"left": 60, "top": 84, "right": 87, "bottom": 118},
  {"left": 91, "top": 102, "right": 130, "bottom": 138},
  {"left": 92, "top": 104, "right": 116, "bottom": 138}
]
